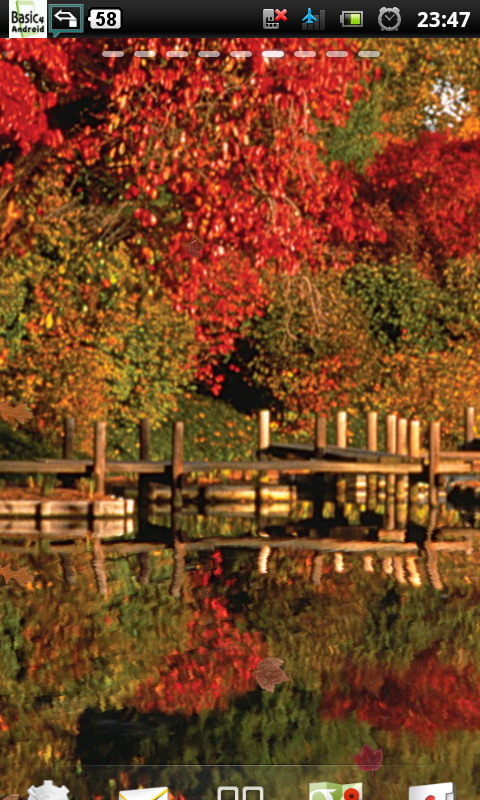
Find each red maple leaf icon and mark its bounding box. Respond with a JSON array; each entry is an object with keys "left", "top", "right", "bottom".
[{"left": 354, "top": 744, "right": 383, "bottom": 771}]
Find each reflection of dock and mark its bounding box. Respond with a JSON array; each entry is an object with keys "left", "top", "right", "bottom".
[
  {"left": 0, "top": 524, "right": 476, "bottom": 594},
  {"left": 0, "top": 515, "right": 135, "bottom": 538},
  {"left": 0, "top": 517, "right": 134, "bottom": 536}
]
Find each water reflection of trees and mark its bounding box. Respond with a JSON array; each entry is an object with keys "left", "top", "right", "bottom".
[{"left": 1, "top": 528, "right": 480, "bottom": 793}]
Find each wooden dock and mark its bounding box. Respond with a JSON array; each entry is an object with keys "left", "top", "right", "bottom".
[{"left": 1, "top": 406, "right": 480, "bottom": 526}]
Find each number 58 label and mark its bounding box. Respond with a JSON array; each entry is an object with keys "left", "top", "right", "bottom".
[{"left": 87, "top": 7, "right": 122, "bottom": 28}]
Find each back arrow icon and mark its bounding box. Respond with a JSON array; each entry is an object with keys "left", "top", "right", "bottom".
[{"left": 54, "top": 9, "right": 77, "bottom": 25}]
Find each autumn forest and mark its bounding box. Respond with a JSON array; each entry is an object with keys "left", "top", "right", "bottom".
[
  {"left": 2, "top": 36, "right": 480, "bottom": 799},
  {"left": 2, "top": 39, "right": 480, "bottom": 456}
]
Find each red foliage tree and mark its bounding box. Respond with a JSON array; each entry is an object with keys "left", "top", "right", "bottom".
[
  {"left": 132, "top": 596, "right": 266, "bottom": 715},
  {"left": 0, "top": 38, "right": 380, "bottom": 389},
  {"left": 3, "top": 40, "right": 480, "bottom": 392},
  {"left": 321, "top": 651, "right": 480, "bottom": 743},
  {"left": 359, "top": 131, "right": 480, "bottom": 272}
]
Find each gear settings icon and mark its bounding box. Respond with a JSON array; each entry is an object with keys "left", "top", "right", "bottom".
[{"left": 27, "top": 782, "right": 70, "bottom": 800}]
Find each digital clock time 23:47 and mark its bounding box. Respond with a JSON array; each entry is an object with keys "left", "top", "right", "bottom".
[{"left": 418, "top": 11, "right": 470, "bottom": 26}]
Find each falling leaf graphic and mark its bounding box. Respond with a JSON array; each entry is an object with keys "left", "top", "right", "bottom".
[
  {"left": 0, "top": 563, "right": 34, "bottom": 587},
  {"left": 187, "top": 239, "right": 203, "bottom": 257},
  {"left": 0, "top": 402, "right": 33, "bottom": 425},
  {"left": 354, "top": 744, "right": 383, "bottom": 772},
  {"left": 253, "top": 657, "right": 289, "bottom": 692}
]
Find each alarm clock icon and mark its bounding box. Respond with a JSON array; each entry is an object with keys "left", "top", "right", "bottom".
[{"left": 378, "top": 6, "right": 401, "bottom": 30}]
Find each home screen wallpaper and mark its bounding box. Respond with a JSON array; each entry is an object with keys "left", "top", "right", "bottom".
[{"left": 0, "top": 36, "right": 480, "bottom": 800}]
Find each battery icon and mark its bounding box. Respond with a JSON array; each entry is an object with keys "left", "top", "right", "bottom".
[{"left": 340, "top": 10, "right": 363, "bottom": 24}]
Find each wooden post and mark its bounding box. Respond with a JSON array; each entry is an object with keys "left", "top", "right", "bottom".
[
  {"left": 93, "top": 421, "right": 107, "bottom": 496},
  {"left": 386, "top": 414, "right": 397, "bottom": 455},
  {"left": 138, "top": 418, "right": 151, "bottom": 530},
  {"left": 408, "top": 419, "right": 421, "bottom": 508},
  {"left": 172, "top": 421, "right": 184, "bottom": 513},
  {"left": 61, "top": 416, "right": 76, "bottom": 489},
  {"left": 258, "top": 409, "right": 270, "bottom": 452},
  {"left": 367, "top": 412, "right": 378, "bottom": 451},
  {"left": 396, "top": 418, "right": 408, "bottom": 526},
  {"left": 336, "top": 411, "right": 347, "bottom": 506},
  {"left": 63, "top": 417, "right": 75, "bottom": 459},
  {"left": 465, "top": 406, "right": 475, "bottom": 446},
  {"left": 409, "top": 419, "right": 420, "bottom": 457},
  {"left": 429, "top": 421, "right": 441, "bottom": 510},
  {"left": 336, "top": 411, "right": 347, "bottom": 449},
  {"left": 313, "top": 413, "right": 326, "bottom": 518},
  {"left": 139, "top": 418, "right": 151, "bottom": 461},
  {"left": 367, "top": 412, "right": 378, "bottom": 512},
  {"left": 385, "top": 414, "right": 397, "bottom": 528},
  {"left": 386, "top": 496, "right": 396, "bottom": 530},
  {"left": 314, "top": 413, "right": 327, "bottom": 451},
  {"left": 397, "top": 418, "right": 408, "bottom": 457}
]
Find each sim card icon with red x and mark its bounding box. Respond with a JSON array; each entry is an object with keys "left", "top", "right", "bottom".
[{"left": 263, "top": 8, "right": 287, "bottom": 27}]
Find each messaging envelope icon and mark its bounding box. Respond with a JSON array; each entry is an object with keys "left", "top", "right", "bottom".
[
  {"left": 119, "top": 790, "right": 169, "bottom": 800},
  {"left": 408, "top": 783, "right": 455, "bottom": 800}
]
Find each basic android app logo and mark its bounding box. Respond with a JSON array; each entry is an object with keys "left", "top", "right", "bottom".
[{"left": 8, "top": 0, "right": 47, "bottom": 36}]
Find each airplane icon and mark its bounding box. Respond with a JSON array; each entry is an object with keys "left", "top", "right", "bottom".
[
  {"left": 301, "top": 7, "right": 325, "bottom": 28},
  {"left": 302, "top": 7, "right": 317, "bottom": 22}
]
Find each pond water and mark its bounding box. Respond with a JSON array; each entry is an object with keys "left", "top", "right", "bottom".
[{"left": 1, "top": 500, "right": 480, "bottom": 799}]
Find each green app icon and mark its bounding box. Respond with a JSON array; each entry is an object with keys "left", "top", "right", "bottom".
[{"left": 309, "top": 783, "right": 363, "bottom": 800}]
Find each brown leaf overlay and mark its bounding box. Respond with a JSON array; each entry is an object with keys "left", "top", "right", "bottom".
[
  {"left": 253, "top": 657, "right": 289, "bottom": 692},
  {"left": 0, "top": 402, "right": 33, "bottom": 425},
  {"left": 0, "top": 563, "right": 34, "bottom": 587},
  {"left": 354, "top": 744, "right": 383, "bottom": 772},
  {"left": 187, "top": 239, "right": 202, "bottom": 257}
]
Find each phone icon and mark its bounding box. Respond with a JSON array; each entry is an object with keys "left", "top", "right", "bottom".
[{"left": 263, "top": 8, "right": 279, "bottom": 28}]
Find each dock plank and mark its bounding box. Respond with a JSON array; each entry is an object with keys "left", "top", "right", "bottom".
[
  {"left": 0, "top": 455, "right": 476, "bottom": 478},
  {"left": 0, "top": 460, "right": 91, "bottom": 473},
  {"left": 0, "top": 459, "right": 168, "bottom": 475},
  {"left": 267, "top": 442, "right": 422, "bottom": 463},
  {"left": 185, "top": 459, "right": 424, "bottom": 474}
]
